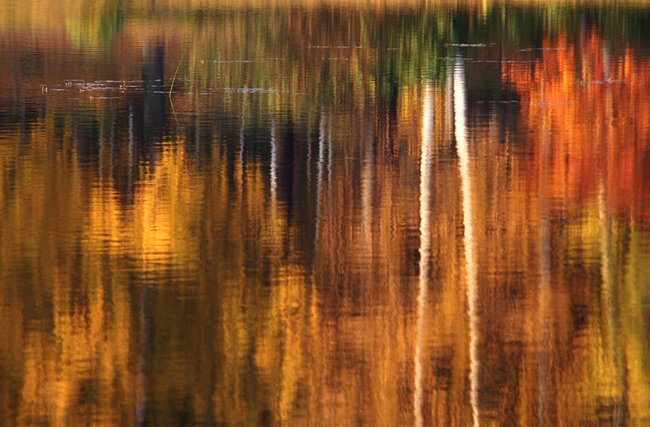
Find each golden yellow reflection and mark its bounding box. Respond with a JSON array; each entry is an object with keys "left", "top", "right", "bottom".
[{"left": 1, "top": 2, "right": 650, "bottom": 426}]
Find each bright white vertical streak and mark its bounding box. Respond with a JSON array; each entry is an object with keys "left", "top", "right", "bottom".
[
  {"left": 454, "top": 58, "right": 479, "bottom": 427},
  {"left": 327, "top": 112, "right": 333, "bottom": 236},
  {"left": 414, "top": 83, "right": 434, "bottom": 427},
  {"left": 270, "top": 119, "right": 277, "bottom": 201},
  {"left": 315, "top": 112, "right": 327, "bottom": 242},
  {"left": 269, "top": 118, "right": 278, "bottom": 246}
]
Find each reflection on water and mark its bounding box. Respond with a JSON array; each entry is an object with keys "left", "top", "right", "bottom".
[
  {"left": 454, "top": 57, "right": 480, "bottom": 427},
  {"left": 1, "top": 0, "right": 650, "bottom": 425},
  {"left": 414, "top": 81, "right": 433, "bottom": 427}
]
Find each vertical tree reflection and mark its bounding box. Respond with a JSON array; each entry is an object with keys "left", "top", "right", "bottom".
[
  {"left": 454, "top": 57, "right": 479, "bottom": 427},
  {"left": 1, "top": 3, "right": 650, "bottom": 425},
  {"left": 414, "top": 81, "right": 434, "bottom": 427}
]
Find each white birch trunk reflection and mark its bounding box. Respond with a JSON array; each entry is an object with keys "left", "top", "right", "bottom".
[
  {"left": 414, "top": 83, "right": 434, "bottom": 427},
  {"left": 270, "top": 118, "right": 278, "bottom": 241},
  {"left": 454, "top": 58, "right": 479, "bottom": 427},
  {"left": 270, "top": 119, "right": 278, "bottom": 202},
  {"left": 315, "top": 111, "right": 328, "bottom": 243}
]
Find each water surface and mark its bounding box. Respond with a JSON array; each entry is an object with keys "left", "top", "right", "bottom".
[{"left": 1, "top": 0, "right": 650, "bottom": 425}]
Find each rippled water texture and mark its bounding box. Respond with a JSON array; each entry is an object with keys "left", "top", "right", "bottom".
[{"left": 1, "top": 0, "right": 650, "bottom": 425}]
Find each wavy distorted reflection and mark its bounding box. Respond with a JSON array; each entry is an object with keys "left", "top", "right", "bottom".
[
  {"left": 1, "top": 1, "right": 650, "bottom": 425},
  {"left": 535, "top": 69, "right": 552, "bottom": 426},
  {"left": 414, "top": 81, "right": 433, "bottom": 427},
  {"left": 453, "top": 57, "right": 479, "bottom": 427}
]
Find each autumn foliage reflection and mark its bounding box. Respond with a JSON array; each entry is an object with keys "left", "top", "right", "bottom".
[{"left": 1, "top": 4, "right": 650, "bottom": 426}]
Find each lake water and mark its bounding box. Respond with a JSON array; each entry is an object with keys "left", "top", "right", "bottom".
[{"left": 1, "top": 0, "right": 650, "bottom": 425}]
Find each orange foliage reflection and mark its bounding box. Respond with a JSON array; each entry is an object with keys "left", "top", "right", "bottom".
[{"left": 1, "top": 5, "right": 650, "bottom": 426}]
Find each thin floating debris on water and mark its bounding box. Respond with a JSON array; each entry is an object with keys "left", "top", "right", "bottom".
[
  {"left": 445, "top": 43, "right": 494, "bottom": 47},
  {"left": 86, "top": 86, "right": 116, "bottom": 91},
  {"left": 307, "top": 45, "right": 362, "bottom": 49},
  {"left": 88, "top": 96, "right": 121, "bottom": 100},
  {"left": 177, "top": 88, "right": 307, "bottom": 96},
  {"left": 37, "top": 81, "right": 137, "bottom": 96},
  {"left": 210, "top": 58, "right": 282, "bottom": 64},
  {"left": 207, "top": 87, "right": 295, "bottom": 94},
  {"left": 86, "top": 79, "right": 145, "bottom": 85},
  {"left": 212, "top": 59, "right": 255, "bottom": 63},
  {"left": 67, "top": 80, "right": 148, "bottom": 94}
]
